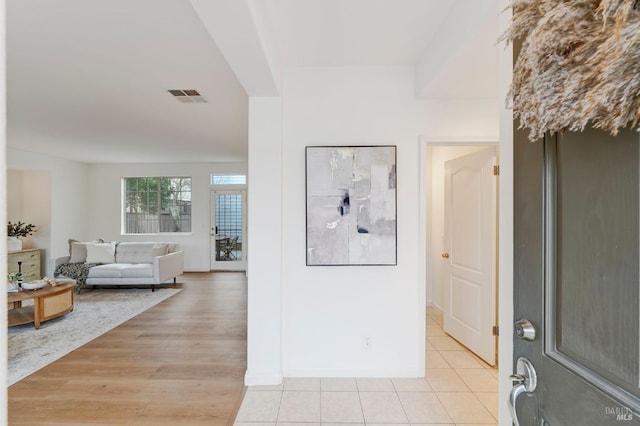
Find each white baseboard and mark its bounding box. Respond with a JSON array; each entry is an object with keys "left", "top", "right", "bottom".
[
  {"left": 282, "top": 367, "right": 423, "bottom": 378},
  {"left": 244, "top": 370, "right": 283, "bottom": 386}
]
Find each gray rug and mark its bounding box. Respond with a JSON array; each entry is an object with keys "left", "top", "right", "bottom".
[{"left": 8, "top": 286, "right": 181, "bottom": 386}]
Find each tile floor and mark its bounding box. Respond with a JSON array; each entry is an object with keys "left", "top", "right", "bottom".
[{"left": 234, "top": 307, "right": 498, "bottom": 425}]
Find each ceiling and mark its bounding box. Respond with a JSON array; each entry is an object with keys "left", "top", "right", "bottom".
[
  {"left": 256, "top": 0, "right": 457, "bottom": 67},
  {"left": 6, "top": 0, "right": 499, "bottom": 164}
]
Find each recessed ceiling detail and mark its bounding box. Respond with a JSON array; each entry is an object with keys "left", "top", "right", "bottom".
[{"left": 168, "top": 89, "right": 207, "bottom": 103}]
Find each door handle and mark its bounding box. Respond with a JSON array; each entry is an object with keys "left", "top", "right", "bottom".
[
  {"left": 441, "top": 252, "right": 449, "bottom": 258},
  {"left": 508, "top": 357, "right": 537, "bottom": 426}
]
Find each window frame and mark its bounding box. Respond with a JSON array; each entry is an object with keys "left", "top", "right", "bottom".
[
  {"left": 211, "top": 174, "right": 247, "bottom": 186},
  {"left": 121, "top": 176, "right": 192, "bottom": 235}
]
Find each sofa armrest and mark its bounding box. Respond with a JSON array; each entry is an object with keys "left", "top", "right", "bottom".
[
  {"left": 53, "top": 256, "right": 71, "bottom": 270},
  {"left": 153, "top": 250, "right": 184, "bottom": 283},
  {"left": 51, "top": 256, "right": 71, "bottom": 280}
]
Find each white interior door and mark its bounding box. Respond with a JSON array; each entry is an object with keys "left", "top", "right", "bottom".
[
  {"left": 443, "top": 148, "right": 497, "bottom": 365},
  {"left": 210, "top": 190, "right": 247, "bottom": 271}
]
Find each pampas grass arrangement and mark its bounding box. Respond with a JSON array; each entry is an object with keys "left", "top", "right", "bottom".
[{"left": 503, "top": 0, "right": 640, "bottom": 140}]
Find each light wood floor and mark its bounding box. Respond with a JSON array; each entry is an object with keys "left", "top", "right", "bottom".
[{"left": 8, "top": 272, "right": 247, "bottom": 425}]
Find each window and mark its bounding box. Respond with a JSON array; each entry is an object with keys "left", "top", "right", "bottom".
[
  {"left": 123, "top": 177, "right": 191, "bottom": 233},
  {"left": 212, "top": 174, "right": 246, "bottom": 185}
]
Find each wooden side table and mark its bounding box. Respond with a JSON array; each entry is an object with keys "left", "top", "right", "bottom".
[{"left": 8, "top": 282, "right": 75, "bottom": 329}]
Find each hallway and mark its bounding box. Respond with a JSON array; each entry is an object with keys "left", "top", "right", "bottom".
[{"left": 235, "top": 307, "right": 498, "bottom": 425}]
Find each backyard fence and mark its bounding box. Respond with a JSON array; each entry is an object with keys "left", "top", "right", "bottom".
[{"left": 125, "top": 212, "right": 191, "bottom": 233}]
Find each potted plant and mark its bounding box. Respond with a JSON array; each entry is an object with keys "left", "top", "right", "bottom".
[
  {"left": 7, "top": 272, "right": 21, "bottom": 291},
  {"left": 7, "top": 221, "right": 37, "bottom": 251}
]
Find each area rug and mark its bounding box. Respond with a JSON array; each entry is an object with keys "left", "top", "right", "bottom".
[{"left": 8, "top": 286, "right": 181, "bottom": 386}]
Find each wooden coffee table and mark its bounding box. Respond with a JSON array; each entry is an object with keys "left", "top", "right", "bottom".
[{"left": 8, "top": 282, "right": 75, "bottom": 329}]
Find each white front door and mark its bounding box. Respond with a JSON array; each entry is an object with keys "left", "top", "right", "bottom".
[
  {"left": 210, "top": 190, "right": 247, "bottom": 271},
  {"left": 443, "top": 147, "right": 497, "bottom": 365}
]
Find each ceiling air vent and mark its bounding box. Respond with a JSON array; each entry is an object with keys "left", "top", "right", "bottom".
[{"left": 168, "top": 89, "right": 207, "bottom": 103}]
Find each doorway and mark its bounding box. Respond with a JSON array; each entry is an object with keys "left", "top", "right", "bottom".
[
  {"left": 210, "top": 190, "right": 247, "bottom": 271},
  {"left": 423, "top": 142, "right": 499, "bottom": 367}
]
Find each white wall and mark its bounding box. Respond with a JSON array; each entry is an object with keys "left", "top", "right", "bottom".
[
  {"left": 1, "top": 21, "right": 6, "bottom": 413},
  {"left": 88, "top": 162, "right": 247, "bottom": 272},
  {"left": 21, "top": 171, "right": 51, "bottom": 253},
  {"left": 7, "top": 148, "right": 91, "bottom": 275},
  {"left": 6, "top": 149, "right": 247, "bottom": 274},
  {"left": 271, "top": 66, "right": 499, "bottom": 378},
  {"left": 427, "top": 145, "right": 493, "bottom": 309},
  {"left": 7, "top": 170, "right": 23, "bottom": 220},
  {"left": 245, "top": 97, "right": 283, "bottom": 385}
]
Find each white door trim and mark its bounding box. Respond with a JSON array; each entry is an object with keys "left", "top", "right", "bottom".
[
  {"left": 498, "top": 1, "right": 515, "bottom": 424},
  {"left": 417, "top": 138, "right": 499, "bottom": 369},
  {"left": 419, "top": 139, "right": 498, "bottom": 305}
]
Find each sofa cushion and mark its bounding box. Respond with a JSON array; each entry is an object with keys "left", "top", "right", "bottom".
[
  {"left": 86, "top": 242, "right": 117, "bottom": 264},
  {"left": 116, "top": 242, "right": 166, "bottom": 264},
  {"left": 120, "top": 263, "right": 153, "bottom": 278},
  {"left": 86, "top": 263, "right": 153, "bottom": 280},
  {"left": 87, "top": 263, "right": 129, "bottom": 278}
]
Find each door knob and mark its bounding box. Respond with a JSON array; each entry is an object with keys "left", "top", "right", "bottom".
[
  {"left": 514, "top": 319, "right": 536, "bottom": 341},
  {"left": 508, "top": 357, "right": 537, "bottom": 426},
  {"left": 441, "top": 252, "right": 449, "bottom": 258}
]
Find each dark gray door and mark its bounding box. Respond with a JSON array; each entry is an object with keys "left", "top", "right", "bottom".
[{"left": 513, "top": 126, "right": 640, "bottom": 425}]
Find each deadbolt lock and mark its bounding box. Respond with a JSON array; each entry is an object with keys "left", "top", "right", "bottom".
[{"left": 514, "top": 319, "right": 536, "bottom": 341}]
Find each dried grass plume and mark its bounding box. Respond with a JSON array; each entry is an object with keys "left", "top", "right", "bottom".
[{"left": 503, "top": 0, "right": 640, "bottom": 140}]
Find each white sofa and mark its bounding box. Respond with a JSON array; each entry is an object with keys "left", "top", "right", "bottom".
[{"left": 54, "top": 241, "right": 184, "bottom": 291}]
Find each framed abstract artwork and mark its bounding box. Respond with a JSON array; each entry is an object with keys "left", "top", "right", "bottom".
[{"left": 305, "top": 145, "right": 397, "bottom": 266}]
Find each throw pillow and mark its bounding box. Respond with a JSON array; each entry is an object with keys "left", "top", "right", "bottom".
[
  {"left": 151, "top": 243, "right": 169, "bottom": 258},
  {"left": 68, "top": 238, "right": 106, "bottom": 263},
  {"left": 85, "top": 242, "right": 116, "bottom": 264},
  {"left": 69, "top": 241, "right": 88, "bottom": 263}
]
